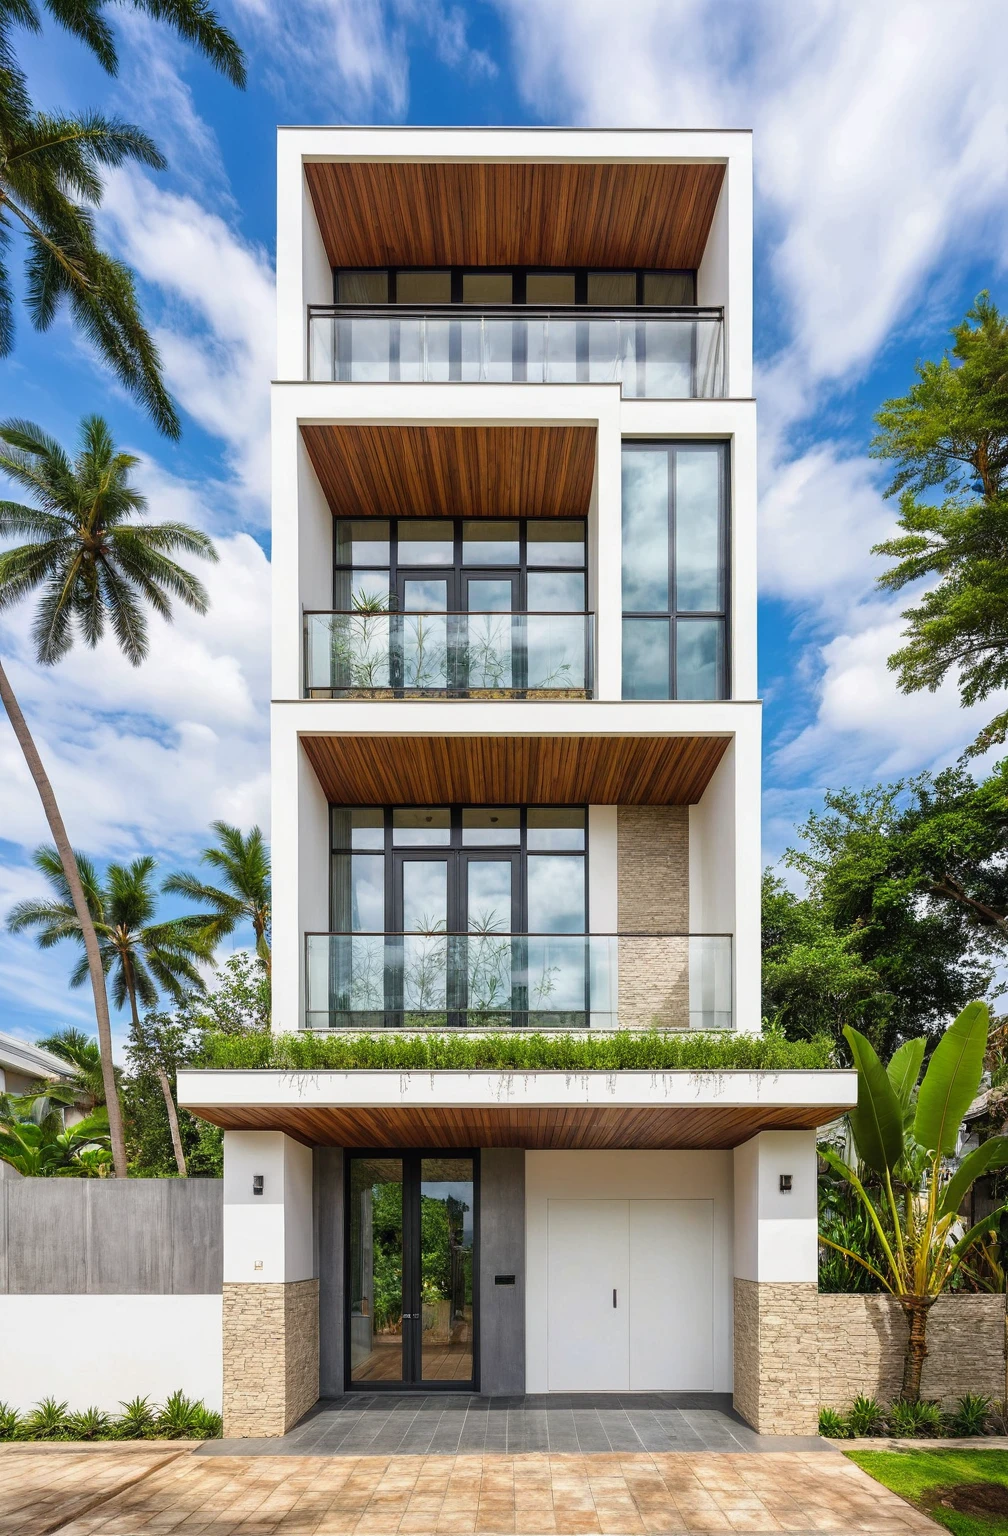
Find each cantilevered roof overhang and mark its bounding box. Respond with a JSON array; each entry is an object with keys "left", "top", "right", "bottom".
[
  {"left": 178, "top": 1069, "right": 856, "bottom": 1151},
  {"left": 301, "top": 423, "right": 597, "bottom": 522},
  {"left": 304, "top": 161, "right": 726, "bottom": 272}
]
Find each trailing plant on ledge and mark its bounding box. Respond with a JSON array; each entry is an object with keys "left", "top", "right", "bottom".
[{"left": 196, "top": 1028, "right": 836, "bottom": 1074}]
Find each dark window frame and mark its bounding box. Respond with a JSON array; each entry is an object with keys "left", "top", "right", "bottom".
[
  {"left": 333, "top": 515, "right": 588, "bottom": 616},
  {"left": 333, "top": 265, "right": 697, "bottom": 307},
  {"left": 330, "top": 804, "right": 589, "bottom": 938},
  {"left": 621, "top": 440, "right": 731, "bottom": 700}
]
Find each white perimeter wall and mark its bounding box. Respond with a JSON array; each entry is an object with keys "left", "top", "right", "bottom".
[
  {"left": 525, "top": 1149, "right": 734, "bottom": 1394},
  {"left": 0, "top": 1295, "right": 222, "bottom": 1413}
]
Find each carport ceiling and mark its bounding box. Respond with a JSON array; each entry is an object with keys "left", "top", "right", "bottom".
[
  {"left": 301, "top": 424, "right": 596, "bottom": 521},
  {"left": 304, "top": 161, "right": 726, "bottom": 271},
  {"left": 301, "top": 733, "right": 729, "bottom": 806}
]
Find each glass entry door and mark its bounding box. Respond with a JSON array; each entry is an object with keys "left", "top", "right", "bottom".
[{"left": 347, "top": 1152, "right": 477, "bottom": 1389}]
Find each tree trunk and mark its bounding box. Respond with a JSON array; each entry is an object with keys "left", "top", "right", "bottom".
[
  {"left": 0, "top": 656, "right": 127, "bottom": 1177},
  {"left": 156, "top": 1067, "right": 188, "bottom": 1178},
  {"left": 124, "top": 969, "right": 187, "bottom": 1179},
  {"left": 899, "top": 1295, "right": 937, "bottom": 1402}
]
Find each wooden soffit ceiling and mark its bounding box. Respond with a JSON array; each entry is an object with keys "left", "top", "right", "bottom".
[
  {"left": 301, "top": 733, "right": 729, "bottom": 806},
  {"left": 305, "top": 161, "right": 725, "bottom": 271},
  {"left": 190, "top": 1101, "right": 842, "bottom": 1152},
  {"left": 301, "top": 424, "right": 596, "bottom": 522}
]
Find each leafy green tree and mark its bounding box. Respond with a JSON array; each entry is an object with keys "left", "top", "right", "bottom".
[
  {"left": 164, "top": 823, "right": 272, "bottom": 974},
  {"left": 124, "top": 1009, "right": 221, "bottom": 1178},
  {"left": 872, "top": 293, "right": 1008, "bottom": 754},
  {"left": 820, "top": 1002, "right": 1008, "bottom": 1400},
  {"left": 785, "top": 770, "right": 1004, "bottom": 1051},
  {"left": 0, "top": 1, "right": 245, "bottom": 434},
  {"left": 761, "top": 871, "right": 891, "bottom": 1044},
  {"left": 182, "top": 951, "right": 270, "bottom": 1035},
  {"left": 0, "top": 415, "right": 217, "bottom": 1176}
]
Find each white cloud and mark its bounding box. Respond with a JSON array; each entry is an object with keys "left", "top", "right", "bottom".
[
  {"left": 230, "top": 0, "right": 411, "bottom": 117},
  {"left": 99, "top": 169, "right": 275, "bottom": 514}
]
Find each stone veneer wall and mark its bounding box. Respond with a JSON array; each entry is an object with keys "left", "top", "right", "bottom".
[
  {"left": 818, "top": 1293, "right": 1006, "bottom": 1409},
  {"left": 616, "top": 806, "right": 689, "bottom": 1028},
  {"left": 734, "top": 1284, "right": 1007, "bottom": 1433},
  {"left": 733, "top": 1279, "right": 820, "bottom": 1434},
  {"left": 223, "top": 1278, "right": 319, "bottom": 1437}
]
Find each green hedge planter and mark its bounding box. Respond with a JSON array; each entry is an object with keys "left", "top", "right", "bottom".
[{"left": 0, "top": 1391, "right": 223, "bottom": 1441}]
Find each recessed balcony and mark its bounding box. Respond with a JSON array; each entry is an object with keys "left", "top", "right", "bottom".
[
  {"left": 305, "top": 931, "right": 732, "bottom": 1033},
  {"left": 304, "top": 609, "right": 594, "bottom": 699},
  {"left": 307, "top": 306, "right": 724, "bottom": 398}
]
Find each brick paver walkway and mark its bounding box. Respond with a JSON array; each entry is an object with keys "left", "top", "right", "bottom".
[{"left": 2, "top": 1444, "right": 942, "bottom": 1535}]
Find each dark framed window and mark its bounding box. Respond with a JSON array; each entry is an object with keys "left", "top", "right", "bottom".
[
  {"left": 333, "top": 516, "right": 587, "bottom": 615},
  {"left": 621, "top": 441, "right": 729, "bottom": 700},
  {"left": 330, "top": 805, "right": 587, "bottom": 937},
  {"left": 334, "top": 266, "right": 697, "bottom": 307}
]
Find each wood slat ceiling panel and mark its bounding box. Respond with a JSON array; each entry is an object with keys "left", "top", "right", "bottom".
[
  {"left": 304, "top": 162, "right": 726, "bottom": 271},
  {"left": 301, "top": 733, "right": 729, "bottom": 806},
  {"left": 301, "top": 425, "right": 596, "bottom": 522},
  {"left": 191, "top": 1102, "right": 846, "bottom": 1151}
]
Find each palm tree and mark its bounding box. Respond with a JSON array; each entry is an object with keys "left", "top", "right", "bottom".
[
  {"left": 0, "top": 414, "right": 217, "bottom": 1174},
  {"left": 35, "top": 1027, "right": 107, "bottom": 1113},
  {"left": 0, "top": 1, "right": 245, "bottom": 435},
  {"left": 8, "top": 847, "right": 214, "bottom": 1176},
  {"left": 165, "top": 822, "right": 272, "bottom": 974}
]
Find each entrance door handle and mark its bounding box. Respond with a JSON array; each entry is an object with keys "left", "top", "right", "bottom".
[{"left": 613, "top": 1289, "right": 617, "bottom": 1308}]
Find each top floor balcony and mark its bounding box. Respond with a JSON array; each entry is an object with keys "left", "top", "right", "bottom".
[{"left": 307, "top": 305, "right": 725, "bottom": 398}]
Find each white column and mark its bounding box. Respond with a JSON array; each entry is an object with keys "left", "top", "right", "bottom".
[
  {"left": 223, "top": 1130, "right": 314, "bottom": 1284},
  {"left": 733, "top": 1129, "right": 818, "bottom": 1282}
]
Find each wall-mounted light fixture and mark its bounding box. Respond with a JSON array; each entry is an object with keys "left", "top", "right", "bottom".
[
  {"left": 779, "top": 1174, "right": 793, "bottom": 1193},
  {"left": 253, "top": 1174, "right": 264, "bottom": 1196}
]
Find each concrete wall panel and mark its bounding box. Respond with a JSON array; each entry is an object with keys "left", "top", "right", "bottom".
[{"left": 479, "top": 1149, "right": 525, "bottom": 1396}]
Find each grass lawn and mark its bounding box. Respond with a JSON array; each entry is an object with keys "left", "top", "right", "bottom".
[{"left": 847, "top": 1449, "right": 1008, "bottom": 1536}]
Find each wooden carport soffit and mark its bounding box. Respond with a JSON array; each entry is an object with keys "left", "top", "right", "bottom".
[
  {"left": 304, "top": 161, "right": 726, "bottom": 271},
  {"left": 300, "top": 424, "right": 596, "bottom": 522}
]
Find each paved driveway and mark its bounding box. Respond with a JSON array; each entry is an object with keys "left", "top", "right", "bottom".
[{"left": 2, "top": 1442, "right": 942, "bottom": 1535}]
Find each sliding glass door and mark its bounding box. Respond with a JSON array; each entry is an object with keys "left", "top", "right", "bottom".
[{"left": 347, "top": 1152, "right": 477, "bottom": 1389}]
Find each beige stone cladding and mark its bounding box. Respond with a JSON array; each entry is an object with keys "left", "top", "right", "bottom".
[
  {"left": 818, "top": 1293, "right": 1007, "bottom": 1409},
  {"left": 223, "top": 1278, "right": 320, "bottom": 1437},
  {"left": 733, "top": 1278, "right": 820, "bottom": 1434},
  {"left": 616, "top": 806, "right": 689, "bottom": 1028}
]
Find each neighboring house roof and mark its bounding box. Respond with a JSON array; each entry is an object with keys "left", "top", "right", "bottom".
[{"left": 0, "top": 1031, "right": 76, "bottom": 1083}]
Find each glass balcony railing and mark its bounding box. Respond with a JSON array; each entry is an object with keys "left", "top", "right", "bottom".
[
  {"left": 305, "top": 932, "right": 732, "bottom": 1032},
  {"left": 307, "top": 307, "right": 725, "bottom": 398},
  {"left": 304, "top": 610, "right": 594, "bottom": 698}
]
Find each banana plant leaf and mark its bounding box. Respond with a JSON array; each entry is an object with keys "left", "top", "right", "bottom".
[
  {"left": 843, "top": 1024, "right": 904, "bottom": 1176},
  {"left": 949, "top": 1206, "right": 1008, "bottom": 1264},
  {"left": 939, "top": 1136, "right": 1008, "bottom": 1218},
  {"left": 915, "top": 1000, "right": 989, "bottom": 1155},
  {"left": 887, "top": 1038, "right": 925, "bottom": 1113}
]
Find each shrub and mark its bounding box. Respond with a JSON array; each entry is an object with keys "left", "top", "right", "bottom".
[
  {"left": 847, "top": 1394, "right": 887, "bottom": 1437},
  {"left": 987, "top": 1399, "right": 1008, "bottom": 1434},
  {"left": 114, "top": 1396, "right": 157, "bottom": 1439},
  {"left": 0, "top": 1402, "right": 22, "bottom": 1441},
  {"left": 948, "top": 1392, "right": 991, "bottom": 1436},
  {"left": 198, "top": 1028, "right": 836, "bottom": 1074},
  {"left": 156, "top": 1390, "right": 204, "bottom": 1439},
  {"left": 818, "top": 1407, "right": 848, "bottom": 1438},
  {"left": 887, "top": 1398, "right": 942, "bottom": 1437},
  {"left": 22, "top": 1397, "right": 71, "bottom": 1441},
  {"left": 190, "top": 1403, "right": 223, "bottom": 1439},
  {"left": 66, "top": 1406, "right": 112, "bottom": 1440}
]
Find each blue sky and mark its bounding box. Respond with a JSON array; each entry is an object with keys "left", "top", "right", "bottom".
[{"left": 2, "top": 0, "right": 1008, "bottom": 1051}]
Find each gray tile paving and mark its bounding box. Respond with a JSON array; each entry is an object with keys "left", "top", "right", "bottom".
[{"left": 196, "top": 1393, "right": 833, "bottom": 1457}]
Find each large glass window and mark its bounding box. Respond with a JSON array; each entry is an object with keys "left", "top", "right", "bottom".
[
  {"left": 621, "top": 442, "right": 728, "bottom": 699},
  {"left": 333, "top": 267, "right": 696, "bottom": 306}
]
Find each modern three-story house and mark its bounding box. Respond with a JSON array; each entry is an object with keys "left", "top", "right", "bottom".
[{"left": 179, "top": 127, "right": 855, "bottom": 1439}]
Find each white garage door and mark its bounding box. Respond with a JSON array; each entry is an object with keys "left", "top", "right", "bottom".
[{"left": 546, "top": 1198, "right": 713, "bottom": 1392}]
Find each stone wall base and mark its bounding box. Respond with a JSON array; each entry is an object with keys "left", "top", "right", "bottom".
[
  {"left": 733, "top": 1278, "right": 819, "bottom": 1434},
  {"left": 734, "top": 1282, "right": 1008, "bottom": 1433},
  {"left": 223, "top": 1278, "right": 319, "bottom": 1437}
]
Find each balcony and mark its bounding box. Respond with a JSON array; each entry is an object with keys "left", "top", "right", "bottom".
[
  {"left": 305, "top": 932, "right": 732, "bottom": 1032},
  {"left": 307, "top": 307, "right": 725, "bottom": 398},
  {"left": 304, "top": 610, "right": 594, "bottom": 699}
]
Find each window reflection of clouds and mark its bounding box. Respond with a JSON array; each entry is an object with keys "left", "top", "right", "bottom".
[
  {"left": 527, "top": 855, "right": 584, "bottom": 932},
  {"left": 621, "top": 451, "right": 669, "bottom": 612}
]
